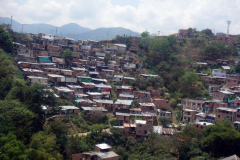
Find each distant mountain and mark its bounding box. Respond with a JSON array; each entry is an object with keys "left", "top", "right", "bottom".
[
  {"left": 0, "top": 17, "right": 140, "bottom": 41},
  {"left": 0, "top": 17, "right": 91, "bottom": 36},
  {"left": 67, "top": 27, "right": 141, "bottom": 41},
  {"left": 59, "top": 23, "right": 91, "bottom": 35}
]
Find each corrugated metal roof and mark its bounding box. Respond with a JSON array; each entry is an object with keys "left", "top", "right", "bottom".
[
  {"left": 115, "top": 99, "right": 133, "bottom": 105},
  {"left": 93, "top": 99, "right": 113, "bottom": 104},
  {"left": 116, "top": 112, "right": 130, "bottom": 116}
]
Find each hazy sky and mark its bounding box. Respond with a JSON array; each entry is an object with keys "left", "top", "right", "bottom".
[{"left": 0, "top": 0, "right": 239, "bottom": 35}]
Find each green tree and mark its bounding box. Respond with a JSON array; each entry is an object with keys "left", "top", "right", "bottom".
[
  {"left": 61, "top": 49, "right": 73, "bottom": 59},
  {"left": 131, "top": 99, "right": 139, "bottom": 108},
  {"left": 178, "top": 71, "right": 203, "bottom": 98},
  {"left": 141, "top": 31, "right": 150, "bottom": 38},
  {"left": 235, "top": 63, "right": 240, "bottom": 73},
  {"left": 201, "top": 29, "right": 213, "bottom": 36},
  {"left": 0, "top": 49, "right": 16, "bottom": 79},
  {"left": 27, "top": 131, "right": 63, "bottom": 160},
  {"left": 114, "top": 35, "right": 132, "bottom": 49},
  {"left": 48, "top": 120, "right": 68, "bottom": 151},
  {"left": 0, "top": 100, "right": 35, "bottom": 140},
  {"left": 0, "top": 76, "right": 13, "bottom": 99},
  {"left": 160, "top": 117, "right": 172, "bottom": 127},
  {"left": 101, "top": 127, "right": 126, "bottom": 147},
  {"left": 0, "top": 132, "right": 28, "bottom": 160},
  {"left": 173, "top": 125, "right": 203, "bottom": 160},
  {"left": 147, "top": 76, "right": 164, "bottom": 88},
  {"left": 57, "top": 99, "right": 74, "bottom": 106},
  {"left": 116, "top": 51, "right": 123, "bottom": 57},
  {"left": 66, "top": 134, "right": 93, "bottom": 158},
  {"left": 201, "top": 120, "right": 240, "bottom": 158},
  {"left": 0, "top": 27, "right": 13, "bottom": 53},
  {"left": 62, "top": 49, "right": 73, "bottom": 65},
  {"left": 103, "top": 56, "right": 110, "bottom": 65}
]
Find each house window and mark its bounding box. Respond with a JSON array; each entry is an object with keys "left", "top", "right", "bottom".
[
  {"left": 218, "top": 115, "right": 220, "bottom": 118},
  {"left": 139, "top": 130, "right": 142, "bottom": 133},
  {"left": 193, "top": 103, "right": 195, "bottom": 105},
  {"left": 201, "top": 126, "right": 203, "bottom": 129},
  {"left": 144, "top": 130, "right": 147, "bottom": 134},
  {"left": 196, "top": 125, "right": 198, "bottom": 128},
  {"left": 139, "top": 125, "right": 142, "bottom": 127}
]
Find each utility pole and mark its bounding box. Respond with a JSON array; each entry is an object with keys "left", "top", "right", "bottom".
[
  {"left": 107, "top": 31, "right": 109, "bottom": 44},
  {"left": 21, "top": 24, "right": 25, "bottom": 33},
  {"left": 56, "top": 27, "right": 58, "bottom": 36},
  {"left": 11, "top": 16, "right": 13, "bottom": 29},
  {"left": 227, "top": 21, "right": 231, "bottom": 37}
]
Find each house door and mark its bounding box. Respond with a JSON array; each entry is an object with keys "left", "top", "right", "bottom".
[{"left": 188, "top": 118, "right": 190, "bottom": 122}]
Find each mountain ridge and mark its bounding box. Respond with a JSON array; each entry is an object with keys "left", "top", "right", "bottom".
[{"left": 0, "top": 17, "right": 140, "bottom": 40}]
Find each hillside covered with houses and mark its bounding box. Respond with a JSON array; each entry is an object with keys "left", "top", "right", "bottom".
[{"left": 1, "top": 23, "right": 240, "bottom": 160}]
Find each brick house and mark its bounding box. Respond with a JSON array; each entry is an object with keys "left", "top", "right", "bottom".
[
  {"left": 119, "top": 94, "right": 134, "bottom": 100},
  {"left": 212, "top": 90, "right": 235, "bottom": 102},
  {"left": 153, "top": 98, "right": 170, "bottom": 111},
  {"left": 71, "top": 67, "right": 88, "bottom": 77},
  {"left": 116, "top": 112, "right": 130, "bottom": 125},
  {"left": 114, "top": 99, "right": 133, "bottom": 113},
  {"left": 157, "top": 109, "right": 172, "bottom": 119},
  {"left": 54, "top": 87, "right": 75, "bottom": 101},
  {"left": 86, "top": 92, "right": 102, "bottom": 100},
  {"left": 193, "top": 122, "right": 214, "bottom": 131},
  {"left": 135, "top": 119, "right": 153, "bottom": 140},
  {"left": 226, "top": 78, "right": 239, "bottom": 88},
  {"left": 208, "top": 84, "right": 220, "bottom": 97},
  {"left": 133, "top": 91, "right": 151, "bottom": 103},
  {"left": 216, "top": 107, "right": 237, "bottom": 123},
  {"left": 59, "top": 106, "right": 79, "bottom": 114},
  {"left": 139, "top": 103, "right": 155, "bottom": 112},
  {"left": 27, "top": 76, "right": 48, "bottom": 84},
  {"left": 81, "top": 107, "right": 107, "bottom": 119},
  {"left": 93, "top": 99, "right": 113, "bottom": 112},
  {"left": 23, "top": 68, "right": 44, "bottom": 77},
  {"left": 81, "top": 82, "right": 95, "bottom": 92},
  {"left": 182, "top": 109, "right": 197, "bottom": 123},
  {"left": 67, "top": 85, "right": 83, "bottom": 93},
  {"left": 116, "top": 86, "right": 133, "bottom": 96},
  {"left": 181, "top": 99, "right": 205, "bottom": 110},
  {"left": 72, "top": 143, "right": 119, "bottom": 160},
  {"left": 203, "top": 100, "right": 228, "bottom": 113}
]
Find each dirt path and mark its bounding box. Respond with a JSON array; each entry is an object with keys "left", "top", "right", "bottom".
[
  {"left": 172, "top": 110, "right": 177, "bottom": 124},
  {"left": 75, "top": 128, "right": 110, "bottom": 136}
]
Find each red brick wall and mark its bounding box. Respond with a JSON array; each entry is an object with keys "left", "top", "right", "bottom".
[
  {"left": 135, "top": 123, "right": 152, "bottom": 136},
  {"left": 213, "top": 92, "right": 224, "bottom": 100},
  {"left": 193, "top": 124, "right": 206, "bottom": 131},
  {"left": 154, "top": 99, "right": 170, "bottom": 110},
  {"left": 226, "top": 78, "right": 239, "bottom": 88}
]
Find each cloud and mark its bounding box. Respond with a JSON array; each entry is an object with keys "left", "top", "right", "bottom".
[{"left": 0, "top": 0, "right": 239, "bottom": 35}]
